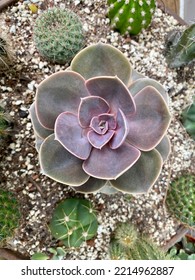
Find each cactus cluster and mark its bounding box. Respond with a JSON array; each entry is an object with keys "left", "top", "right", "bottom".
[
  {"left": 107, "top": 0, "right": 156, "bottom": 35},
  {"left": 165, "top": 24, "right": 195, "bottom": 68},
  {"left": 0, "top": 189, "right": 20, "bottom": 244},
  {"left": 0, "top": 104, "right": 12, "bottom": 147},
  {"left": 181, "top": 101, "right": 195, "bottom": 140},
  {"left": 0, "top": 33, "right": 14, "bottom": 72},
  {"left": 33, "top": 8, "right": 85, "bottom": 64},
  {"left": 165, "top": 174, "right": 195, "bottom": 227},
  {"left": 109, "top": 223, "right": 170, "bottom": 260},
  {"left": 49, "top": 198, "right": 98, "bottom": 247}
]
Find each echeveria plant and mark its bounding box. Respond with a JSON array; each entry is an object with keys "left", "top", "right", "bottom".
[{"left": 30, "top": 43, "right": 171, "bottom": 194}]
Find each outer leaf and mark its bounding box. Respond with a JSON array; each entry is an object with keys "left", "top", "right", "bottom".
[
  {"left": 129, "top": 78, "right": 169, "bottom": 104},
  {"left": 86, "top": 76, "right": 136, "bottom": 115},
  {"left": 110, "top": 109, "right": 128, "bottom": 149},
  {"left": 70, "top": 42, "right": 132, "bottom": 86},
  {"left": 83, "top": 142, "right": 140, "bottom": 180},
  {"left": 55, "top": 112, "right": 92, "bottom": 160},
  {"left": 110, "top": 149, "right": 163, "bottom": 194},
  {"left": 155, "top": 135, "right": 171, "bottom": 162},
  {"left": 29, "top": 103, "right": 52, "bottom": 139},
  {"left": 72, "top": 177, "right": 107, "bottom": 193},
  {"left": 39, "top": 134, "right": 89, "bottom": 186},
  {"left": 36, "top": 71, "right": 89, "bottom": 130},
  {"left": 126, "top": 86, "right": 171, "bottom": 151},
  {"left": 78, "top": 96, "right": 110, "bottom": 128}
]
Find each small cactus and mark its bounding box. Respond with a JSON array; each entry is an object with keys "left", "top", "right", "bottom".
[
  {"left": 165, "top": 24, "right": 195, "bottom": 68},
  {"left": 49, "top": 198, "right": 98, "bottom": 247},
  {"left": 33, "top": 8, "right": 85, "bottom": 64},
  {"left": 0, "top": 104, "right": 12, "bottom": 147},
  {"left": 181, "top": 101, "right": 195, "bottom": 140},
  {"left": 0, "top": 33, "right": 14, "bottom": 71},
  {"left": 107, "top": 0, "right": 156, "bottom": 35},
  {"left": 166, "top": 174, "right": 195, "bottom": 227},
  {"left": 0, "top": 189, "right": 20, "bottom": 244},
  {"left": 109, "top": 223, "right": 170, "bottom": 260}
]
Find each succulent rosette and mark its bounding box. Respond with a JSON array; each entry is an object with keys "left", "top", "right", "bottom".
[{"left": 30, "top": 43, "right": 171, "bottom": 194}]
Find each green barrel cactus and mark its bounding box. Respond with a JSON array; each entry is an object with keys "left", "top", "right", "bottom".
[
  {"left": 33, "top": 8, "right": 85, "bottom": 64},
  {"left": 181, "top": 101, "right": 195, "bottom": 140},
  {"left": 166, "top": 174, "right": 195, "bottom": 227},
  {"left": 109, "top": 223, "right": 170, "bottom": 260},
  {"left": 0, "top": 190, "right": 21, "bottom": 243},
  {"left": 107, "top": 0, "right": 156, "bottom": 35},
  {"left": 165, "top": 24, "right": 195, "bottom": 68},
  {"left": 49, "top": 198, "right": 98, "bottom": 247}
]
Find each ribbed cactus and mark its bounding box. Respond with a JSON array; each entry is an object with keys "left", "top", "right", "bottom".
[
  {"left": 49, "top": 198, "right": 98, "bottom": 247},
  {"left": 181, "top": 101, "right": 195, "bottom": 140},
  {"left": 107, "top": 0, "right": 156, "bottom": 35},
  {"left": 0, "top": 104, "right": 12, "bottom": 146},
  {"left": 0, "top": 34, "right": 14, "bottom": 71},
  {"left": 109, "top": 223, "right": 170, "bottom": 260},
  {"left": 165, "top": 24, "right": 195, "bottom": 68},
  {"left": 0, "top": 189, "right": 20, "bottom": 243},
  {"left": 33, "top": 8, "right": 85, "bottom": 64},
  {"left": 166, "top": 174, "right": 195, "bottom": 227}
]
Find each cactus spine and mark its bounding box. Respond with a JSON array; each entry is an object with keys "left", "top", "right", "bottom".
[
  {"left": 0, "top": 32, "right": 14, "bottom": 71},
  {"left": 0, "top": 190, "right": 20, "bottom": 244},
  {"left": 107, "top": 0, "right": 156, "bottom": 35},
  {"left": 49, "top": 198, "right": 98, "bottom": 247},
  {"left": 33, "top": 8, "right": 85, "bottom": 64},
  {"left": 109, "top": 223, "right": 170, "bottom": 260},
  {"left": 166, "top": 174, "right": 195, "bottom": 227},
  {"left": 165, "top": 24, "right": 195, "bottom": 68}
]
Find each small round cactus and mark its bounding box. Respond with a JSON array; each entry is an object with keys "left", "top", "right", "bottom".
[
  {"left": 166, "top": 174, "right": 195, "bottom": 227},
  {"left": 33, "top": 8, "right": 85, "bottom": 64},
  {"left": 114, "top": 223, "right": 138, "bottom": 248},
  {"left": 49, "top": 198, "right": 98, "bottom": 247},
  {"left": 0, "top": 189, "right": 20, "bottom": 243},
  {"left": 107, "top": 0, "right": 156, "bottom": 35}
]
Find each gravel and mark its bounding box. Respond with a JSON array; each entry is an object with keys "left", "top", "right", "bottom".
[{"left": 0, "top": 0, "right": 194, "bottom": 259}]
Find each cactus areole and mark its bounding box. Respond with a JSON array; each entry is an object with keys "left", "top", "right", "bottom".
[{"left": 30, "top": 43, "right": 171, "bottom": 194}]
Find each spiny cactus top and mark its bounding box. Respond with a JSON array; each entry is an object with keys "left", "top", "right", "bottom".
[
  {"left": 33, "top": 8, "right": 85, "bottom": 64},
  {"left": 166, "top": 174, "right": 195, "bottom": 227},
  {"left": 29, "top": 42, "right": 171, "bottom": 194},
  {"left": 107, "top": 0, "right": 156, "bottom": 35},
  {"left": 49, "top": 198, "right": 98, "bottom": 247}
]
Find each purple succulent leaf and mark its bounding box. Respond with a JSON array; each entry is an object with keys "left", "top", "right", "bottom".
[
  {"left": 126, "top": 86, "right": 171, "bottom": 151},
  {"left": 72, "top": 177, "right": 107, "bottom": 193},
  {"left": 129, "top": 78, "right": 169, "bottom": 104},
  {"left": 86, "top": 76, "right": 136, "bottom": 116},
  {"left": 90, "top": 113, "right": 116, "bottom": 134},
  {"left": 35, "top": 133, "right": 44, "bottom": 152},
  {"left": 83, "top": 142, "right": 141, "bottom": 180},
  {"left": 55, "top": 112, "right": 92, "bottom": 160},
  {"left": 110, "top": 109, "right": 129, "bottom": 149},
  {"left": 70, "top": 42, "right": 132, "bottom": 86},
  {"left": 39, "top": 134, "right": 89, "bottom": 186},
  {"left": 87, "top": 130, "right": 115, "bottom": 149},
  {"left": 29, "top": 103, "right": 53, "bottom": 139},
  {"left": 78, "top": 96, "right": 110, "bottom": 128},
  {"left": 131, "top": 69, "right": 146, "bottom": 82},
  {"left": 110, "top": 149, "right": 163, "bottom": 194},
  {"left": 155, "top": 135, "right": 171, "bottom": 162},
  {"left": 36, "top": 71, "right": 89, "bottom": 130}
]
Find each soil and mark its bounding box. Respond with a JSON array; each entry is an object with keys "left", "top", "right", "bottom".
[{"left": 0, "top": 0, "right": 194, "bottom": 260}]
